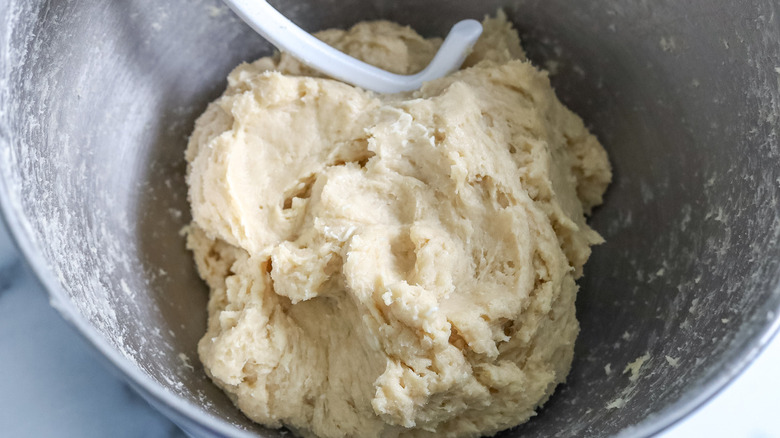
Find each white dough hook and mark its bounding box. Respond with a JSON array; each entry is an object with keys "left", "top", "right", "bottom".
[{"left": 221, "top": 0, "right": 483, "bottom": 93}]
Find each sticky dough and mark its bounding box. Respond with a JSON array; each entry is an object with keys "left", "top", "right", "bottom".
[{"left": 185, "top": 13, "right": 611, "bottom": 438}]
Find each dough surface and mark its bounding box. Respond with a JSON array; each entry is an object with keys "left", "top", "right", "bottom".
[{"left": 186, "top": 14, "right": 611, "bottom": 438}]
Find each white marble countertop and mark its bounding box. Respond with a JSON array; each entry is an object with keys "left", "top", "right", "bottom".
[{"left": 0, "top": 220, "right": 778, "bottom": 437}]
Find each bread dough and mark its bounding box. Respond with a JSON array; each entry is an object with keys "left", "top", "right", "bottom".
[{"left": 185, "top": 13, "right": 611, "bottom": 438}]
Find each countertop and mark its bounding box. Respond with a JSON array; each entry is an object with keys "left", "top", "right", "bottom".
[{"left": 0, "top": 220, "right": 778, "bottom": 438}]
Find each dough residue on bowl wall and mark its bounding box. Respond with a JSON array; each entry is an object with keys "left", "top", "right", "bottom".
[{"left": 184, "top": 12, "right": 611, "bottom": 438}]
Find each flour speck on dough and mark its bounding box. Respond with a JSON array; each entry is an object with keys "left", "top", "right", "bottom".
[{"left": 185, "top": 13, "right": 611, "bottom": 438}]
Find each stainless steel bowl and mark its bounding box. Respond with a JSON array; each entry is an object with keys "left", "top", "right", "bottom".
[{"left": 1, "top": 1, "right": 779, "bottom": 436}]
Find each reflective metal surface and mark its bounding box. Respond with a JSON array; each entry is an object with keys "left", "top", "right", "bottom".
[{"left": 1, "top": 1, "right": 779, "bottom": 437}]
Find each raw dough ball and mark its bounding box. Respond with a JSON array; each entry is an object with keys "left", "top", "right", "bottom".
[{"left": 186, "top": 13, "right": 611, "bottom": 438}]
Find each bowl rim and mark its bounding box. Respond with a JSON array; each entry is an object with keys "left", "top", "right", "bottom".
[{"left": 1, "top": 153, "right": 779, "bottom": 438}]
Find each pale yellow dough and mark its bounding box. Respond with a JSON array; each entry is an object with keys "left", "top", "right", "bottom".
[{"left": 185, "top": 14, "right": 611, "bottom": 438}]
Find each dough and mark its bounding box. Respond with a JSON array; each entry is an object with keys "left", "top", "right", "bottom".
[{"left": 185, "top": 13, "right": 611, "bottom": 438}]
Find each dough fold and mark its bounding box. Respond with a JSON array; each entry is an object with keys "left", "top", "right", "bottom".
[{"left": 186, "top": 13, "right": 611, "bottom": 438}]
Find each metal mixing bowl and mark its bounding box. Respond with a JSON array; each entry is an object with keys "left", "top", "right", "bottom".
[{"left": 1, "top": 0, "right": 779, "bottom": 436}]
